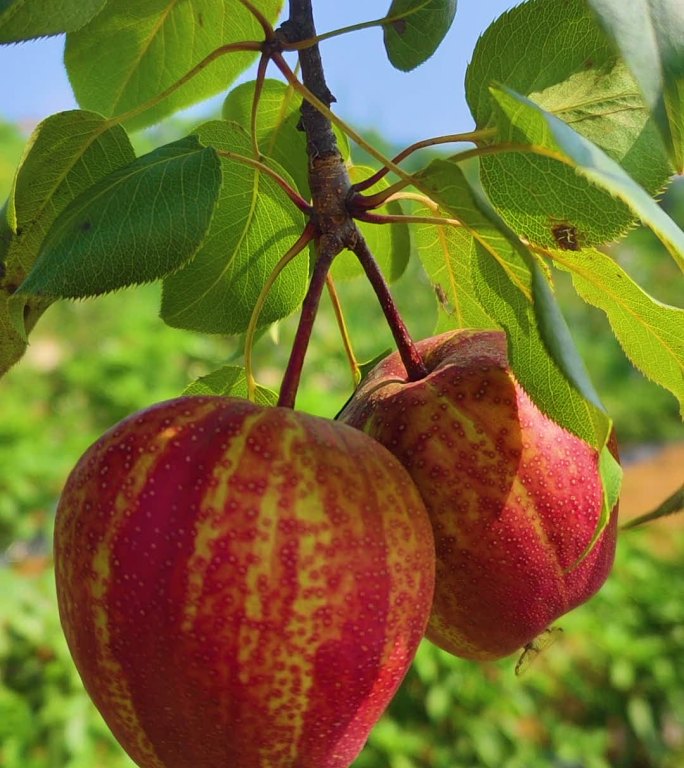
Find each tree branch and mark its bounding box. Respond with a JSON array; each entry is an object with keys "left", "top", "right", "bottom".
[{"left": 278, "top": 1, "right": 355, "bottom": 245}]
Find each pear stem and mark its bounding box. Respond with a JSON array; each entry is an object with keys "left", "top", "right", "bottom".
[
  {"left": 278, "top": 241, "right": 336, "bottom": 408},
  {"left": 352, "top": 235, "right": 428, "bottom": 381}
]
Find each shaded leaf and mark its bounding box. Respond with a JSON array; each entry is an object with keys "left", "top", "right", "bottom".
[
  {"left": 17, "top": 135, "right": 222, "bottom": 298},
  {"left": 490, "top": 86, "right": 684, "bottom": 270},
  {"left": 384, "top": 0, "right": 457, "bottom": 72},
  {"left": 65, "top": 0, "right": 283, "bottom": 131},
  {"left": 549, "top": 246, "right": 684, "bottom": 414},
  {"left": 588, "top": 0, "right": 684, "bottom": 172},
  {"left": 1, "top": 111, "right": 135, "bottom": 375},
  {"left": 183, "top": 365, "right": 277, "bottom": 405},
  {"left": 161, "top": 121, "right": 307, "bottom": 335},
  {"left": 0, "top": 0, "right": 105, "bottom": 42}
]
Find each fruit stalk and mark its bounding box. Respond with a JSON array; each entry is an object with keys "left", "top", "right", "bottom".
[
  {"left": 352, "top": 234, "right": 428, "bottom": 381},
  {"left": 277, "top": 240, "right": 335, "bottom": 408}
]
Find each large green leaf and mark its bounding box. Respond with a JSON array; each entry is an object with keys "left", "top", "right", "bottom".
[
  {"left": 466, "top": 0, "right": 615, "bottom": 130},
  {"left": 466, "top": 0, "right": 672, "bottom": 247},
  {"left": 550, "top": 246, "right": 684, "bottom": 415},
  {"left": 415, "top": 157, "right": 611, "bottom": 449},
  {"left": 65, "top": 0, "right": 283, "bottom": 131},
  {"left": 332, "top": 165, "right": 410, "bottom": 283},
  {"left": 222, "top": 78, "right": 351, "bottom": 199},
  {"left": 17, "top": 135, "right": 222, "bottom": 299},
  {"left": 410, "top": 199, "right": 499, "bottom": 332},
  {"left": 183, "top": 365, "right": 277, "bottom": 405},
  {"left": 1, "top": 110, "right": 135, "bottom": 376},
  {"left": 0, "top": 0, "right": 105, "bottom": 42},
  {"left": 587, "top": 0, "right": 684, "bottom": 173},
  {"left": 160, "top": 121, "right": 307, "bottom": 335},
  {"left": 490, "top": 86, "right": 684, "bottom": 270},
  {"left": 383, "top": 0, "right": 457, "bottom": 72}
]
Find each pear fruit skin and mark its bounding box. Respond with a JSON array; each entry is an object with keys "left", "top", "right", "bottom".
[
  {"left": 54, "top": 396, "right": 435, "bottom": 768},
  {"left": 339, "top": 330, "right": 618, "bottom": 661}
]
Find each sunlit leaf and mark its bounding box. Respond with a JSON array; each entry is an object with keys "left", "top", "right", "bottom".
[
  {"left": 161, "top": 121, "right": 307, "bottom": 335},
  {"left": 183, "top": 365, "right": 277, "bottom": 405},
  {"left": 65, "top": 0, "right": 284, "bottom": 130},
  {"left": 549, "top": 246, "right": 684, "bottom": 414},
  {"left": 410, "top": 199, "right": 498, "bottom": 331},
  {"left": 587, "top": 0, "right": 684, "bottom": 172},
  {"left": 466, "top": 0, "right": 614, "bottom": 130},
  {"left": 0, "top": 0, "right": 105, "bottom": 42}
]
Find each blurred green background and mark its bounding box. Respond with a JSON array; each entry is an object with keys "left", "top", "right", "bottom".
[{"left": 1, "top": 116, "right": 683, "bottom": 768}]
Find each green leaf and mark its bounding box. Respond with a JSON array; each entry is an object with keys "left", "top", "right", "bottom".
[
  {"left": 530, "top": 59, "right": 672, "bottom": 198},
  {"left": 383, "top": 0, "right": 457, "bottom": 72},
  {"left": 332, "top": 165, "right": 410, "bottom": 283},
  {"left": 183, "top": 365, "right": 277, "bottom": 406},
  {"left": 8, "top": 111, "right": 135, "bottom": 270},
  {"left": 160, "top": 121, "right": 307, "bottom": 335},
  {"left": 222, "top": 78, "right": 351, "bottom": 198},
  {"left": 490, "top": 86, "right": 684, "bottom": 270},
  {"left": 0, "top": 0, "right": 105, "bottom": 42},
  {"left": 17, "top": 135, "right": 222, "bottom": 299},
  {"left": 1, "top": 110, "right": 135, "bottom": 376},
  {"left": 465, "top": 0, "right": 673, "bottom": 246},
  {"left": 551, "top": 246, "right": 684, "bottom": 414},
  {"left": 570, "top": 444, "right": 622, "bottom": 572},
  {"left": 415, "top": 157, "right": 611, "bottom": 448},
  {"left": 466, "top": 0, "right": 615, "bottom": 130},
  {"left": 411, "top": 198, "right": 499, "bottom": 332},
  {"left": 65, "top": 0, "right": 283, "bottom": 131},
  {"left": 587, "top": 0, "right": 684, "bottom": 173}
]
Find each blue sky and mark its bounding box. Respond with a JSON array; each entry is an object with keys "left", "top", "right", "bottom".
[{"left": 0, "top": 3, "right": 515, "bottom": 143}]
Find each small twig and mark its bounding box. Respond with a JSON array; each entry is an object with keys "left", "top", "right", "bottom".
[
  {"left": 217, "top": 150, "right": 312, "bottom": 213},
  {"left": 353, "top": 130, "right": 494, "bottom": 193},
  {"left": 351, "top": 178, "right": 412, "bottom": 211},
  {"left": 250, "top": 53, "right": 271, "bottom": 158},
  {"left": 355, "top": 210, "right": 462, "bottom": 228}
]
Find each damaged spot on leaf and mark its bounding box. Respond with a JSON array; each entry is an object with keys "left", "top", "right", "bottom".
[{"left": 551, "top": 223, "right": 582, "bottom": 251}]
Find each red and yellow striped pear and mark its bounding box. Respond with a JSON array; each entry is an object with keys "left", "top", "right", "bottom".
[
  {"left": 339, "top": 330, "right": 619, "bottom": 661},
  {"left": 54, "top": 396, "right": 435, "bottom": 768}
]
